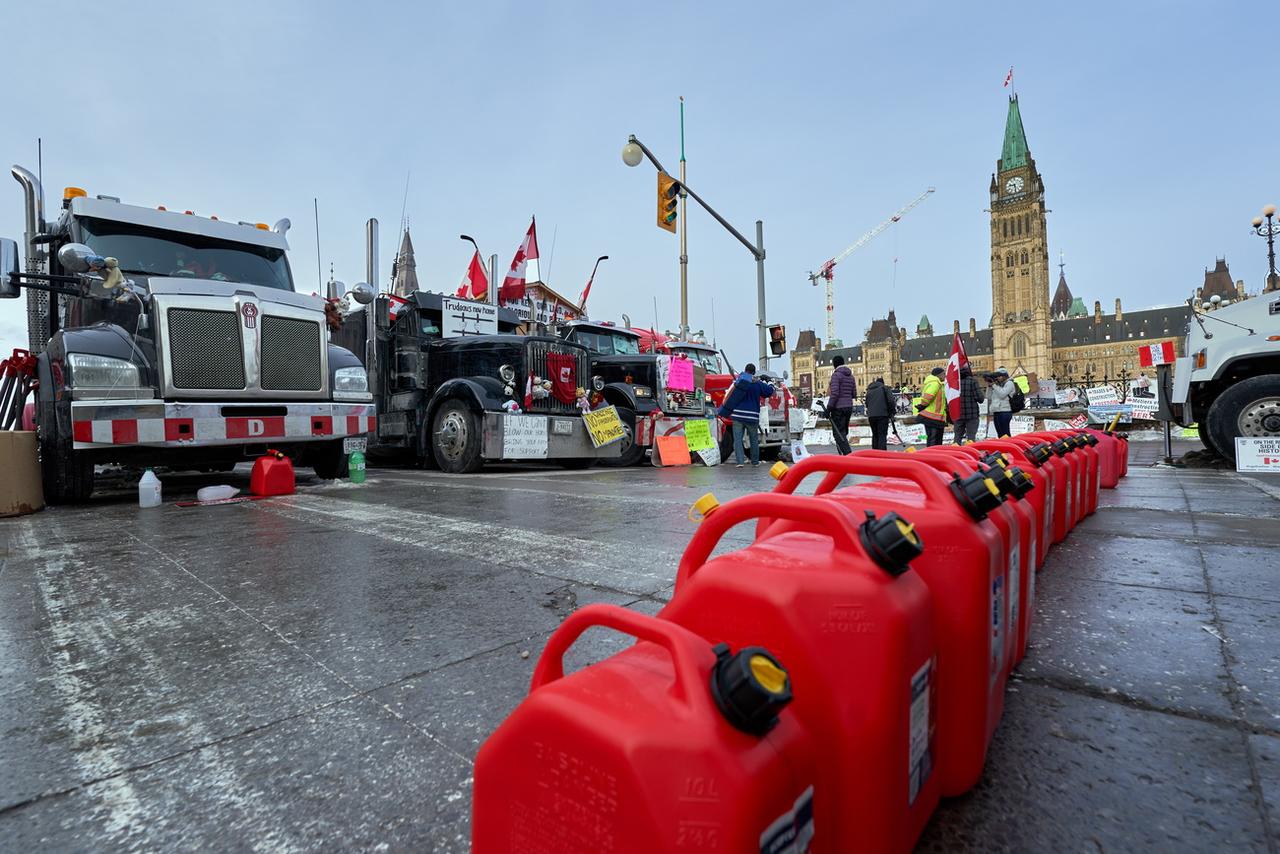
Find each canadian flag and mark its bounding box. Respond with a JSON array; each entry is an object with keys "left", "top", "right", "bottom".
[
  {"left": 1003, "top": 66, "right": 1014, "bottom": 88},
  {"left": 500, "top": 217, "right": 540, "bottom": 303},
  {"left": 1138, "top": 340, "right": 1176, "bottom": 367},
  {"left": 944, "top": 332, "right": 970, "bottom": 421},
  {"left": 578, "top": 271, "right": 596, "bottom": 312},
  {"left": 523, "top": 370, "right": 534, "bottom": 410},
  {"left": 455, "top": 250, "right": 488, "bottom": 300}
]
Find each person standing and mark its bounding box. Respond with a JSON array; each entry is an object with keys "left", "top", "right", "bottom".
[
  {"left": 916, "top": 366, "right": 947, "bottom": 447},
  {"left": 826, "top": 355, "right": 857, "bottom": 456},
  {"left": 864, "top": 376, "right": 896, "bottom": 451},
  {"left": 952, "top": 365, "right": 984, "bottom": 444},
  {"left": 717, "top": 363, "right": 777, "bottom": 467},
  {"left": 986, "top": 367, "right": 1017, "bottom": 437}
]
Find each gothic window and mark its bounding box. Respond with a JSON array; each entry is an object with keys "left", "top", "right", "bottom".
[
  {"left": 1020, "top": 250, "right": 1029, "bottom": 265},
  {"left": 1002, "top": 220, "right": 1008, "bottom": 238},
  {"left": 1024, "top": 214, "right": 1030, "bottom": 233},
  {"left": 1006, "top": 253, "right": 1014, "bottom": 268},
  {"left": 1015, "top": 218, "right": 1022, "bottom": 236},
  {"left": 1011, "top": 333, "right": 1028, "bottom": 360}
]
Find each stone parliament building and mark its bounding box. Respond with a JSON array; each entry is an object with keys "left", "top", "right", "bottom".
[{"left": 791, "top": 96, "right": 1276, "bottom": 404}]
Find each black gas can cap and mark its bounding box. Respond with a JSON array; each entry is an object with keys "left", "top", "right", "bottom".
[
  {"left": 858, "top": 509, "right": 924, "bottom": 575},
  {"left": 950, "top": 470, "right": 1004, "bottom": 520},
  {"left": 981, "top": 462, "right": 1017, "bottom": 497},
  {"left": 1051, "top": 439, "right": 1071, "bottom": 456},
  {"left": 1007, "top": 466, "right": 1036, "bottom": 498},
  {"left": 710, "top": 644, "right": 793, "bottom": 736},
  {"left": 1079, "top": 431, "right": 1099, "bottom": 446},
  {"left": 1027, "top": 443, "right": 1053, "bottom": 466},
  {"left": 979, "top": 451, "right": 1009, "bottom": 469}
]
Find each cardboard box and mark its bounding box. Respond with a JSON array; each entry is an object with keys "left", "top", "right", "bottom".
[{"left": 0, "top": 431, "right": 45, "bottom": 516}]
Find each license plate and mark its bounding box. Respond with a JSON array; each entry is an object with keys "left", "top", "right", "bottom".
[
  {"left": 552, "top": 419, "right": 575, "bottom": 436},
  {"left": 343, "top": 437, "right": 367, "bottom": 454}
]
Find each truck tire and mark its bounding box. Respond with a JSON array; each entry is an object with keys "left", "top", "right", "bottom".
[
  {"left": 1206, "top": 375, "right": 1280, "bottom": 461},
  {"left": 598, "top": 408, "right": 645, "bottom": 467},
  {"left": 557, "top": 458, "right": 594, "bottom": 470},
  {"left": 432, "top": 400, "right": 484, "bottom": 474},
  {"left": 40, "top": 435, "right": 95, "bottom": 504},
  {"left": 311, "top": 440, "right": 350, "bottom": 479},
  {"left": 1196, "top": 420, "right": 1220, "bottom": 456}
]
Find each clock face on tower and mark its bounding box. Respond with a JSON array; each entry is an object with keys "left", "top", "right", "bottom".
[{"left": 1005, "top": 176, "right": 1025, "bottom": 195}]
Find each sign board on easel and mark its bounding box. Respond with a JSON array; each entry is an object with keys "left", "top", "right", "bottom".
[{"left": 1235, "top": 437, "right": 1280, "bottom": 473}]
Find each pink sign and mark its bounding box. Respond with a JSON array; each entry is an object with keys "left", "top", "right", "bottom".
[{"left": 666, "top": 356, "right": 695, "bottom": 392}]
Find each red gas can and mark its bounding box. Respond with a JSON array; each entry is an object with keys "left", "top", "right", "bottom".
[
  {"left": 1083, "top": 429, "right": 1122, "bottom": 488},
  {"left": 250, "top": 449, "right": 295, "bottom": 496},
  {"left": 1045, "top": 431, "right": 1100, "bottom": 519},
  {"left": 1003, "top": 435, "right": 1072, "bottom": 543},
  {"left": 473, "top": 604, "right": 816, "bottom": 854},
  {"left": 971, "top": 439, "right": 1054, "bottom": 568},
  {"left": 761, "top": 454, "right": 1008, "bottom": 796},
  {"left": 663, "top": 494, "right": 937, "bottom": 852}
]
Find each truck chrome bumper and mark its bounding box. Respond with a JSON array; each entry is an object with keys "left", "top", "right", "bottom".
[
  {"left": 69, "top": 400, "right": 376, "bottom": 449},
  {"left": 481, "top": 411, "right": 621, "bottom": 460}
]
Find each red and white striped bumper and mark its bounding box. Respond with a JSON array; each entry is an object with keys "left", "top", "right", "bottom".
[
  {"left": 635, "top": 414, "right": 721, "bottom": 446},
  {"left": 69, "top": 400, "right": 376, "bottom": 449}
]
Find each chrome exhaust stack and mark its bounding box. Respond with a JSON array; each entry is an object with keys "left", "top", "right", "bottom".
[
  {"left": 365, "top": 217, "right": 379, "bottom": 399},
  {"left": 12, "top": 164, "right": 49, "bottom": 351}
]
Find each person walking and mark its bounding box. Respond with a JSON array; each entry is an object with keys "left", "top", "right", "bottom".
[
  {"left": 952, "top": 365, "right": 984, "bottom": 444},
  {"left": 826, "top": 355, "right": 857, "bottom": 455},
  {"left": 986, "top": 367, "right": 1017, "bottom": 437},
  {"left": 717, "top": 363, "right": 777, "bottom": 467},
  {"left": 864, "top": 376, "right": 896, "bottom": 451},
  {"left": 916, "top": 366, "right": 947, "bottom": 447}
]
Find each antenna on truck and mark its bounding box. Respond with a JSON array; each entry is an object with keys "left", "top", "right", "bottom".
[{"left": 313, "top": 198, "right": 322, "bottom": 295}]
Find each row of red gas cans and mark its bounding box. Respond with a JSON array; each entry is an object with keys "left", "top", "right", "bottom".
[{"left": 472, "top": 429, "right": 1129, "bottom": 853}]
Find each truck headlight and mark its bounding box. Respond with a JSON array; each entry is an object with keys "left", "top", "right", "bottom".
[
  {"left": 499, "top": 364, "right": 516, "bottom": 383},
  {"left": 67, "top": 353, "right": 140, "bottom": 388},
  {"left": 334, "top": 366, "right": 369, "bottom": 393}
]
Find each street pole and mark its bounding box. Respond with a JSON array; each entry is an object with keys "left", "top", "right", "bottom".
[
  {"left": 756, "top": 219, "right": 768, "bottom": 369},
  {"left": 678, "top": 97, "right": 689, "bottom": 340},
  {"left": 489, "top": 254, "right": 498, "bottom": 307}
]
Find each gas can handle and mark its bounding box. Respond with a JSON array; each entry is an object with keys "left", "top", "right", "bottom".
[
  {"left": 771, "top": 452, "right": 954, "bottom": 504},
  {"left": 530, "top": 604, "right": 707, "bottom": 709},
  {"left": 677, "top": 493, "right": 863, "bottom": 587}
]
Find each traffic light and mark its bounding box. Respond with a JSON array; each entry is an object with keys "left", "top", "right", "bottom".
[
  {"left": 769, "top": 324, "right": 787, "bottom": 356},
  {"left": 657, "top": 172, "right": 679, "bottom": 233}
]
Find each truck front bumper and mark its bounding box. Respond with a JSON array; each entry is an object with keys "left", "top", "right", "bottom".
[
  {"left": 69, "top": 400, "right": 376, "bottom": 450},
  {"left": 481, "top": 412, "right": 621, "bottom": 460},
  {"left": 636, "top": 413, "right": 721, "bottom": 447}
]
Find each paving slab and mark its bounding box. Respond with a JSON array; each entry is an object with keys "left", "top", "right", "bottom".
[
  {"left": 1047, "top": 533, "right": 1208, "bottom": 594},
  {"left": 1214, "top": 594, "right": 1280, "bottom": 731}
]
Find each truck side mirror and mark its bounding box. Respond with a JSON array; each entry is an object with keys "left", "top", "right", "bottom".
[
  {"left": 349, "top": 281, "right": 375, "bottom": 305},
  {"left": 56, "top": 243, "right": 103, "bottom": 274},
  {"left": 0, "top": 238, "right": 19, "bottom": 298}
]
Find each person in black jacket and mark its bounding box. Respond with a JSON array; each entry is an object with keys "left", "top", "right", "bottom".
[
  {"left": 826, "top": 355, "right": 858, "bottom": 455},
  {"left": 952, "top": 365, "right": 985, "bottom": 444},
  {"left": 864, "top": 377, "right": 897, "bottom": 451}
]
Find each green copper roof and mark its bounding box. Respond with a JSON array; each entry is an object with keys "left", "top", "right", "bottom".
[
  {"left": 1001, "top": 96, "right": 1029, "bottom": 170},
  {"left": 1067, "top": 296, "right": 1088, "bottom": 318},
  {"left": 917, "top": 313, "right": 931, "bottom": 330}
]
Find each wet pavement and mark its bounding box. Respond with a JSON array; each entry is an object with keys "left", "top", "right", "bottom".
[{"left": 1, "top": 439, "right": 1277, "bottom": 851}]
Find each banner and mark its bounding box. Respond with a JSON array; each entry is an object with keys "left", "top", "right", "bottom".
[{"left": 1087, "top": 404, "right": 1133, "bottom": 424}]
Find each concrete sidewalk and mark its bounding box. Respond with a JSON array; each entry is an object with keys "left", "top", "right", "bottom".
[{"left": 0, "top": 439, "right": 1276, "bottom": 851}]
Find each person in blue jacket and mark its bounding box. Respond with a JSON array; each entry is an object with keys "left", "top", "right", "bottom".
[{"left": 717, "top": 363, "right": 777, "bottom": 467}]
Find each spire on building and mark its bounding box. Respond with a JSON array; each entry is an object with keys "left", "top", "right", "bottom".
[
  {"left": 1051, "top": 257, "right": 1074, "bottom": 319},
  {"left": 1199, "top": 258, "right": 1237, "bottom": 303},
  {"left": 1000, "top": 95, "right": 1030, "bottom": 170},
  {"left": 916, "top": 314, "right": 933, "bottom": 336},
  {"left": 391, "top": 229, "right": 419, "bottom": 297}
]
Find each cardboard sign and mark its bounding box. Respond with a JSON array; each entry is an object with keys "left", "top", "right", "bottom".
[
  {"left": 1235, "top": 437, "right": 1280, "bottom": 473},
  {"left": 1043, "top": 418, "right": 1072, "bottom": 431},
  {"left": 1036, "top": 379, "right": 1058, "bottom": 401},
  {"left": 695, "top": 446, "right": 721, "bottom": 466},
  {"left": 803, "top": 428, "right": 834, "bottom": 446},
  {"left": 1055, "top": 388, "right": 1080, "bottom": 405},
  {"left": 666, "top": 356, "right": 695, "bottom": 392},
  {"left": 683, "top": 419, "right": 715, "bottom": 451},
  {"left": 655, "top": 434, "right": 692, "bottom": 466},
  {"left": 1067, "top": 414, "right": 1088, "bottom": 429},
  {"left": 889, "top": 423, "right": 927, "bottom": 445},
  {"left": 582, "top": 406, "right": 626, "bottom": 448},
  {"left": 803, "top": 412, "right": 818, "bottom": 429},
  {"left": 1085, "top": 385, "right": 1120, "bottom": 405},
  {"left": 1010, "top": 415, "right": 1036, "bottom": 435},
  {"left": 441, "top": 297, "right": 499, "bottom": 338},
  {"left": 789, "top": 440, "right": 810, "bottom": 461},
  {"left": 503, "top": 415, "right": 549, "bottom": 458}
]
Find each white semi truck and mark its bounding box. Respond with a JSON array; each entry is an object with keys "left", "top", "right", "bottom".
[
  {"left": 1171, "top": 292, "right": 1280, "bottom": 459},
  {"left": 0, "top": 167, "right": 374, "bottom": 501}
]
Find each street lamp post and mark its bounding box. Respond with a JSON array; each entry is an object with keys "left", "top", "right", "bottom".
[
  {"left": 1251, "top": 204, "right": 1280, "bottom": 292},
  {"left": 622, "top": 135, "right": 772, "bottom": 368}
]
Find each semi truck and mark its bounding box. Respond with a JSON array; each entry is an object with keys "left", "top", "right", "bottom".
[
  {"left": 0, "top": 167, "right": 373, "bottom": 501},
  {"left": 1171, "top": 292, "right": 1280, "bottom": 459}
]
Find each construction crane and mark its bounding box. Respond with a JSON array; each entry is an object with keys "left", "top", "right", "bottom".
[{"left": 809, "top": 187, "right": 935, "bottom": 345}]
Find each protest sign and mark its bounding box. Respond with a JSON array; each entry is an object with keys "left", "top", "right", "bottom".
[
  {"left": 683, "top": 419, "right": 715, "bottom": 452},
  {"left": 582, "top": 407, "right": 626, "bottom": 448}
]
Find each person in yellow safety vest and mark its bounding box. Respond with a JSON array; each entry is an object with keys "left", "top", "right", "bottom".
[{"left": 916, "top": 366, "right": 947, "bottom": 446}]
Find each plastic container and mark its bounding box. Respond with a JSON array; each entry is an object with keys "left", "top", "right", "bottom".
[
  {"left": 663, "top": 493, "right": 938, "bottom": 851},
  {"left": 250, "top": 450, "right": 295, "bottom": 497},
  {"left": 196, "top": 485, "right": 239, "bottom": 503},
  {"left": 1083, "top": 428, "right": 1122, "bottom": 489},
  {"left": 472, "top": 604, "right": 816, "bottom": 854},
  {"left": 138, "top": 468, "right": 162, "bottom": 508},
  {"left": 761, "top": 454, "right": 1008, "bottom": 797},
  {"left": 1004, "top": 435, "right": 1073, "bottom": 543},
  {"left": 971, "top": 439, "right": 1055, "bottom": 568},
  {"left": 349, "top": 450, "right": 366, "bottom": 484}
]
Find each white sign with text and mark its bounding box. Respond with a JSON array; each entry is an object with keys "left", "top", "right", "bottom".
[
  {"left": 502, "top": 415, "right": 549, "bottom": 459},
  {"left": 442, "top": 297, "right": 499, "bottom": 337},
  {"left": 1235, "top": 437, "right": 1280, "bottom": 474}
]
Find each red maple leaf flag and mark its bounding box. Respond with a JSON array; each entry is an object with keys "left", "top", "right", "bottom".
[
  {"left": 578, "top": 271, "right": 596, "bottom": 312},
  {"left": 455, "top": 250, "right": 489, "bottom": 300},
  {"left": 500, "top": 217, "right": 540, "bottom": 302},
  {"left": 1003, "top": 66, "right": 1014, "bottom": 88},
  {"left": 944, "top": 332, "right": 970, "bottom": 421},
  {"left": 1137, "top": 340, "right": 1175, "bottom": 367}
]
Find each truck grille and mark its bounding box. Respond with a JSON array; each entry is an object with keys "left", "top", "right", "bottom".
[
  {"left": 168, "top": 308, "right": 245, "bottom": 389},
  {"left": 261, "top": 316, "right": 323, "bottom": 391},
  {"left": 525, "top": 340, "right": 590, "bottom": 413}
]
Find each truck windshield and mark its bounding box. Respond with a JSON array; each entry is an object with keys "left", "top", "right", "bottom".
[
  {"left": 672, "top": 348, "right": 720, "bottom": 372},
  {"left": 78, "top": 217, "right": 294, "bottom": 291},
  {"left": 575, "top": 330, "right": 641, "bottom": 355}
]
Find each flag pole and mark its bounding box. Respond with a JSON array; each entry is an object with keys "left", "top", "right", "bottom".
[{"left": 678, "top": 95, "right": 689, "bottom": 340}]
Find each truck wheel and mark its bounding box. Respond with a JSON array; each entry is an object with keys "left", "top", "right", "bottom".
[
  {"left": 40, "top": 436, "right": 95, "bottom": 504},
  {"left": 1196, "top": 421, "right": 1220, "bottom": 456},
  {"left": 598, "top": 408, "right": 645, "bottom": 467},
  {"left": 1206, "top": 375, "right": 1280, "bottom": 461},
  {"left": 557, "top": 458, "right": 594, "bottom": 470},
  {"left": 432, "top": 400, "right": 484, "bottom": 474},
  {"left": 311, "top": 440, "right": 350, "bottom": 479}
]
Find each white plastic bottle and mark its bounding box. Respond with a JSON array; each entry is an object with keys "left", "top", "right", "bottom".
[{"left": 138, "top": 469, "right": 162, "bottom": 508}]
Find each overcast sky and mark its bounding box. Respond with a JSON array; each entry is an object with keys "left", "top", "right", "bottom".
[{"left": 1, "top": 1, "right": 1277, "bottom": 369}]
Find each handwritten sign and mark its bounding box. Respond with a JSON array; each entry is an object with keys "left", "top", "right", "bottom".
[
  {"left": 1236, "top": 437, "right": 1280, "bottom": 473},
  {"left": 503, "top": 415, "right": 548, "bottom": 458},
  {"left": 1043, "top": 418, "right": 1072, "bottom": 431},
  {"left": 1085, "top": 385, "right": 1120, "bottom": 406},
  {"left": 803, "top": 428, "right": 834, "bottom": 446},
  {"left": 696, "top": 446, "right": 721, "bottom": 466},
  {"left": 683, "top": 419, "right": 715, "bottom": 452},
  {"left": 1010, "top": 415, "right": 1036, "bottom": 435},
  {"left": 889, "top": 423, "right": 927, "bottom": 445},
  {"left": 666, "top": 356, "right": 695, "bottom": 392},
  {"left": 441, "top": 297, "right": 499, "bottom": 338},
  {"left": 655, "top": 434, "right": 692, "bottom": 466},
  {"left": 582, "top": 406, "right": 626, "bottom": 448},
  {"left": 789, "top": 440, "right": 810, "bottom": 460}
]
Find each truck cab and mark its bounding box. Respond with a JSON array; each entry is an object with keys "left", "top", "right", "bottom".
[
  {"left": 0, "top": 169, "right": 372, "bottom": 501},
  {"left": 1171, "top": 293, "right": 1280, "bottom": 459},
  {"left": 559, "top": 320, "right": 711, "bottom": 466},
  {"left": 334, "top": 294, "right": 613, "bottom": 472}
]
